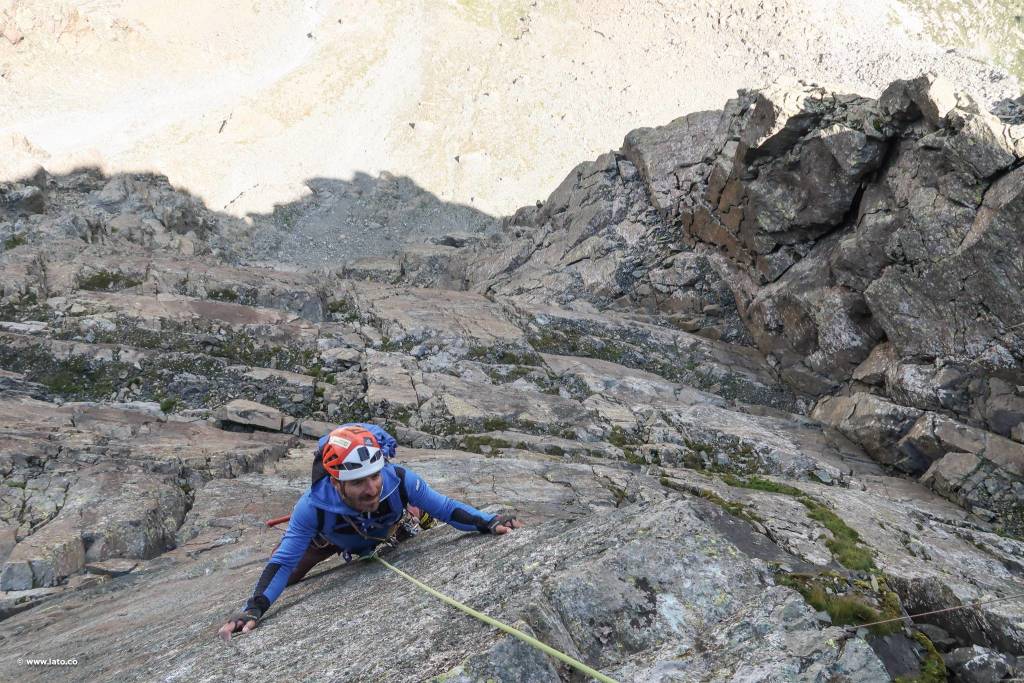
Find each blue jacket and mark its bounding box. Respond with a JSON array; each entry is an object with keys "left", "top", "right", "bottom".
[{"left": 245, "top": 461, "right": 497, "bottom": 615}]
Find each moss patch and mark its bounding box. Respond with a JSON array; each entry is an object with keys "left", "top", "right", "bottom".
[
  {"left": 528, "top": 326, "right": 626, "bottom": 364},
  {"left": 803, "top": 500, "right": 876, "bottom": 572},
  {"left": 896, "top": 630, "right": 948, "bottom": 683},
  {"left": 482, "top": 417, "right": 511, "bottom": 432},
  {"left": 0, "top": 291, "right": 46, "bottom": 322},
  {"left": 721, "top": 474, "right": 876, "bottom": 572},
  {"left": 206, "top": 287, "right": 239, "bottom": 302},
  {"left": 721, "top": 474, "right": 805, "bottom": 497},
  {"left": 660, "top": 476, "right": 763, "bottom": 525},
  {"left": 775, "top": 573, "right": 902, "bottom": 636},
  {"left": 64, "top": 316, "right": 318, "bottom": 373},
  {"left": 3, "top": 234, "right": 27, "bottom": 250},
  {"left": 35, "top": 355, "right": 115, "bottom": 396},
  {"left": 379, "top": 336, "right": 417, "bottom": 353},
  {"left": 608, "top": 425, "right": 641, "bottom": 448},
  {"left": 463, "top": 435, "right": 513, "bottom": 454},
  {"left": 0, "top": 339, "right": 316, "bottom": 414},
  {"left": 482, "top": 364, "right": 536, "bottom": 384},
  {"left": 467, "top": 344, "right": 543, "bottom": 367},
  {"left": 326, "top": 299, "right": 360, "bottom": 322},
  {"left": 78, "top": 270, "right": 143, "bottom": 291}
]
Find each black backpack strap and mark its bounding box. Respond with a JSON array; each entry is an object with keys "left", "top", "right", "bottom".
[
  {"left": 311, "top": 440, "right": 329, "bottom": 485},
  {"left": 316, "top": 507, "right": 325, "bottom": 534},
  {"left": 394, "top": 466, "right": 410, "bottom": 508}
]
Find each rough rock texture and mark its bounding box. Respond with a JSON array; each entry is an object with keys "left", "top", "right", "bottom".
[
  {"left": 393, "top": 73, "right": 1024, "bottom": 535},
  {"left": 0, "top": 396, "right": 295, "bottom": 590},
  {"left": 1, "top": 75, "right": 1024, "bottom": 681},
  {"left": 944, "top": 644, "right": 1019, "bottom": 682},
  {"left": 0, "top": 452, "right": 925, "bottom": 681}
]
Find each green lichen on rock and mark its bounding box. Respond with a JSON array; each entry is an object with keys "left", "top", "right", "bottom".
[
  {"left": 463, "top": 435, "right": 513, "bottom": 453},
  {"left": 720, "top": 474, "right": 804, "bottom": 497},
  {"left": 721, "top": 475, "right": 876, "bottom": 572},
  {"left": 467, "top": 343, "right": 543, "bottom": 367},
  {"left": 78, "top": 271, "right": 143, "bottom": 292},
  {"left": 895, "top": 630, "right": 948, "bottom": 683},
  {"left": 326, "top": 298, "right": 360, "bottom": 322},
  {"left": 775, "top": 573, "right": 902, "bottom": 636},
  {"left": 206, "top": 287, "right": 239, "bottom": 302},
  {"left": 3, "top": 234, "right": 27, "bottom": 250},
  {"left": 659, "top": 476, "right": 763, "bottom": 525}
]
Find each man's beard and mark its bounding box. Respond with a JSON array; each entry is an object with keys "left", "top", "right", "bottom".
[{"left": 347, "top": 494, "right": 380, "bottom": 512}]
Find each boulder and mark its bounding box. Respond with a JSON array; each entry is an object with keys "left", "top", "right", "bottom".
[
  {"left": 297, "top": 419, "right": 335, "bottom": 440},
  {"left": 0, "top": 183, "right": 45, "bottom": 216},
  {"left": 982, "top": 377, "right": 1024, "bottom": 439},
  {"left": 364, "top": 351, "right": 420, "bottom": 415},
  {"left": 864, "top": 163, "right": 1024, "bottom": 378},
  {"left": 851, "top": 342, "right": 896, "bottom": 386},
  {"left": 896, "top": 73, "right": 960, "bottom": 127},
  {"left": 897, "top": 413, "right": 1024, "bottom": 533},
  {"left": 214, "top": 399, "right": 287, "bottom": 432},
  {"left": 943, "top": 110, "right": 1022, "bottom": 179},
  {"left": 621, "top": 109, "right": 723, "bottom": 215},
  {"left": 811, "top": 394, "right": 923, "bottom": 471},
  {"left": 944, "top": 645, "right": 1018, "bottom": 683},
  {"left": 0, "top": 524, "right": 84, "bottom": 591}
]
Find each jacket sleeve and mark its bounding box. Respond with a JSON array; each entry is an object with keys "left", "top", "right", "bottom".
[
  {"left": 353, "top": 422, "right": 398, "bottom": 458},
  {"left": 400, "top": 466, "right": 497, "bottom": 533},
  {"left": 244, "top": 494, "right": 319, "bottom": 616}
]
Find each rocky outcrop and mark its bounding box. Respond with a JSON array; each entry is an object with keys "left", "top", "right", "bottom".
[
  {"left": 0, "top": 395, "right": 295, "bottom": 591},
  {"left": 406, "top": 72, "right": 1024, "bottom": 536},
  {"left": 605, "top": 75, "right": 1023, "bottom": 433},
  {"left": 2, "top": 75, "right": 1024, "bottom": 680}
]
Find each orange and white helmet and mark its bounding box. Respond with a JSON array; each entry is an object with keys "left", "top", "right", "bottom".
[{"left": 321, "top": 426, "right": 385, "bottom": 481}]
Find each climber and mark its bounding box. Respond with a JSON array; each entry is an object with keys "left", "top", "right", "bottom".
[{"left": 217, "top": 423, "right": 522, "bottom": 640}]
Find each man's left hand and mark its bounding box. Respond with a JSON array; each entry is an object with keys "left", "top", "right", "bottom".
[{"left": 490, "top": 515, "right": 523, "bottom": 534}]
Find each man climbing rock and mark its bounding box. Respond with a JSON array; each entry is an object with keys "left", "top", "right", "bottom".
[{"left": 218, "top": 423, "right": 522, "bottom": 640}]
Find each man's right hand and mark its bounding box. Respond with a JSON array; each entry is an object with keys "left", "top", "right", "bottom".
[{"left": 218, "top": 614, "right": 259, "bottom": 641}]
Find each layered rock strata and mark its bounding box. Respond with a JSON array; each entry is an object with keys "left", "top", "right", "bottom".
[{"left": 0, "top": 75, "right": 1022, "bottom": 681}]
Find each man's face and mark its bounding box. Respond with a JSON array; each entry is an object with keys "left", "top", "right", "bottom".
[{"left": 333, "top": 472, "right": 383, "bottom": 512}]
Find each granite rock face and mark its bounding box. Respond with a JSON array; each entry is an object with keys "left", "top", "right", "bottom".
[
  {"left": 403, "top": 73, "right": 1024, "bottom": 537},
  {"left": 1, "top": 75, "right": 1024, "bottom": 681}
]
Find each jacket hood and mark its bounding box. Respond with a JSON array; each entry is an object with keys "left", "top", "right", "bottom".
[{"left": 307, "top": 462, "right": 401, "bottom": 515}]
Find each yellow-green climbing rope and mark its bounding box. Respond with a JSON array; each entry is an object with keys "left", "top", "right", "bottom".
[{"left": 371, "top": 554, "right": 619, "bottom": 683}]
